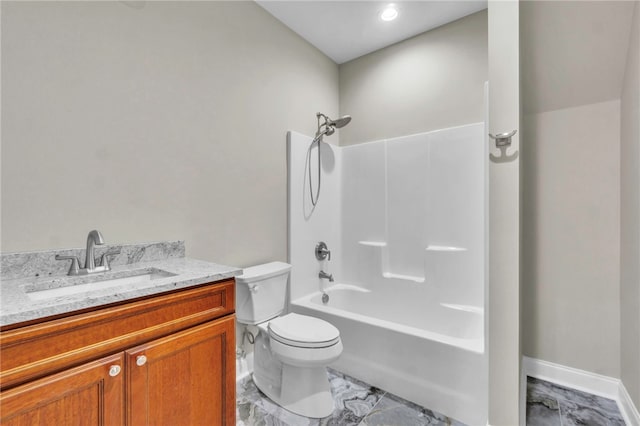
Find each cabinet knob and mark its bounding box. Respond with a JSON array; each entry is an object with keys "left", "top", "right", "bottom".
[
  {"left": 109, "top": 365, "right": 121, "bottom": 377},
  {"left": 136, "top": 355, "right": 147, "bottom": 366}
]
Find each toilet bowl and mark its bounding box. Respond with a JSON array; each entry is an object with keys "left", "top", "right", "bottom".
[
  {"left": 236, "top": 262, "right": 343, "bottom": 418},
  {"left": 268, "top": 313, "right": 342, "bottom": 366}
]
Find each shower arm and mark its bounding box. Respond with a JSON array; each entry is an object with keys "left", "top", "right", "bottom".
[{"left": 316, "top": 112, "right": 330, "bottom": 137}]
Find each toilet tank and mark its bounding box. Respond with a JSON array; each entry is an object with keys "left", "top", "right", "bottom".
[{"left": 235, "top": 261, "right": 292, "bottom": 325}]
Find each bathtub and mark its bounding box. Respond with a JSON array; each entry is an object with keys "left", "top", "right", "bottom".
[{"left": 291, "top": 283, "right": 487, "bottom": 426}]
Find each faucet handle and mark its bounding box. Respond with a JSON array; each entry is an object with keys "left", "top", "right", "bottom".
[
  {"left": 99, "top": 249, "right": 121, "bottom": 270},
  {"left": 55, "top": 254, "right": 81, "bottom": 276},
  {"left": 315, "top": 242, "right": 331, "bottom": 261}
]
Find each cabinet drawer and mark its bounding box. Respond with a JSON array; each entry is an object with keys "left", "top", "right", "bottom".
[{"left": 0, "top": 279, "right": 235, "bottom": 390}]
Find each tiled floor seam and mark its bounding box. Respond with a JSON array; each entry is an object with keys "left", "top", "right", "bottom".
[
  {"left": 356, "top": 390, "right": 388, "bottom": 426},
  {"left": 557, "top": 398, "right": 564, "bottom": 426}
]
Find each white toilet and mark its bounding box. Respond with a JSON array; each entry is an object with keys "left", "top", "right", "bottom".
[{"left": 236, "top": 261, "right": 342, "bottom": 418}]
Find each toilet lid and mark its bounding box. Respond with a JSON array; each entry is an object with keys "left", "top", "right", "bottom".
[{"left": 268, "top": 313, "right": 340, "bottom": 348}]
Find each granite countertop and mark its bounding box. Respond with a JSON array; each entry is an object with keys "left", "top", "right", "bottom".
[{"left": 0, "top": 241, "right": 242, "bottom": 327}]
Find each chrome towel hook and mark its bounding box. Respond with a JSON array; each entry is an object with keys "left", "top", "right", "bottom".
[{"left": 489, "top": 130, "right": 518, "bottom": 163}]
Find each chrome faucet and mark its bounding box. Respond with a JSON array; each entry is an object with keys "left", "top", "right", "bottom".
[
  {"left": 319, "top": 270, "right": 334, "bottom": 282},
  {"left": 84, "top": 230, "right": 104, "bottom": 271},
  {"left": 55, "top": 230, "right": 120, "bottom": 276}
]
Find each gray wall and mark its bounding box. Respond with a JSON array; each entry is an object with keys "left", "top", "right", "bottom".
[
  {"left": 338, "top": 10, "right": 487, "bottom": 145},
  {"left": 522, "top": 100, "right": 621, "bottom": 377},
  {"left": 520, "top": 1, "right": 634, "bottom": 114},
  {"left": 620, "top": 2, "right": 640, "bottom": 407},
  {"left": 520, "top": 1, "right": 636, "bottom": 380},
  {"left": 1, "top": 1, "right": 339, "bottom": 267}
]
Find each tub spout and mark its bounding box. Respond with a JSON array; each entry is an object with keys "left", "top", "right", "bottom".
[{"left": 319, "top": 270, "right": 334, "bottom": 282}]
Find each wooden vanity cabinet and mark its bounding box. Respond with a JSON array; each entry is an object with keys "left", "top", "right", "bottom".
[{"left": 0, "top": 279, "right": 236, "bottom": 426}]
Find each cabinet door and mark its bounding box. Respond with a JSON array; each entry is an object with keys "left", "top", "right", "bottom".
[
  {"left": 0, "top": 353, "right": 124, "bottom": 426},
  {"left": 126, "top": 315, "right": 235, "bottom": 426}
]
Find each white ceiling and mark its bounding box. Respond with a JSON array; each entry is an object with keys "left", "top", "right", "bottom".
[{"left": 256, "top": 1, "right": 487, "bottom": 64}]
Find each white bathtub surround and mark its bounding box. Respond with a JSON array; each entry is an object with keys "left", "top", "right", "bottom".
[
  {"left": 523, "top": 356, "right": 640, "bottom": 426},
  {"left": 340, "top": 124, "right": 485, "bottom": 308},
  {"left": 287, "top": 123, "right": 487, "bottom": 426},
  {"left": 287, "top": 131, "right": 343, "bottom": 301},
  {"left": 289, "top": 124, "right": 485, "bottom": 305}
]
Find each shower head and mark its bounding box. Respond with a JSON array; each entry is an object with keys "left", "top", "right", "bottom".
[
  {"left": 309, "top": 112, "right": 351, "bottom": 208},
  {"left": 315, "top": 112, "right": 352, "bottom": 138},
  {"left": 327, "top": 115, "right": 351, "bottom": 129}
]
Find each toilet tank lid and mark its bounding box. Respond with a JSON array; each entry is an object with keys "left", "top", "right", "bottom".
[{"left": 236, "top": 261, "right": 291, "bottom": 284}]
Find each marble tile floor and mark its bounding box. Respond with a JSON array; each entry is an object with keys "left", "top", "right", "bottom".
[
  {"left": 236, "top": 368, "right": 465, "bottom": 426},
  {"left": 237, "top": 370, "right": 628, "bottom": 426},
  {"left": 526, "top": 376, "right": 626, "bottom": 426}
]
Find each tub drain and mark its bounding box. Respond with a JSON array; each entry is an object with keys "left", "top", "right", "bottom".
[{"left": 322, "top": 292, "right": 329, "bottom": 304}]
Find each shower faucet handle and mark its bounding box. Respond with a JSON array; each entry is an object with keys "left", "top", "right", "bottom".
[{"left": 315, "top": 242, "right": 331, "bottom": 261}]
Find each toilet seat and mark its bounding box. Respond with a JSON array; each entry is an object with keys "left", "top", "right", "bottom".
[{"left": 268, "top": 313, "right": 340, "bottom": 348}]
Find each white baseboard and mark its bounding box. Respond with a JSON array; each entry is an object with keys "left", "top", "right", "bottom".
[
  {"left": 619, "top": 382, "right": 640, "bottom": 426},
  {"left": 523, "top": 356, "right": 619, "bottom": 399},
  {"left": 523, "top": 356, "right": 640, "bottom": 426}
]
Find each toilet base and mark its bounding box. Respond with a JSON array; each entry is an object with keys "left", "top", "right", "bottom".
[
  {"left": 254, "top": 364, "right": 334, "bottom": 418},
  {"left": 251, "top": 319, "right": 341, "bottom": 419}
]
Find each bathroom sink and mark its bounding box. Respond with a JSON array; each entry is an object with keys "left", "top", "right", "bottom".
[{"left": 25, "top": 268, "right": 177, "bottom": 301}]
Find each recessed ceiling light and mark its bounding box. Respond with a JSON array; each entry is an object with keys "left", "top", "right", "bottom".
[{"left": 380, "top": 5, "right": 398, "bottom": 22}]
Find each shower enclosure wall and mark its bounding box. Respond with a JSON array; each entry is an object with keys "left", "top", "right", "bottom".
[{"left": 287, "top": 122, "right": 487, "bottom": 426}]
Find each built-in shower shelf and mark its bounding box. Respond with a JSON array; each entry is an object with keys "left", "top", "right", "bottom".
[
  {"left": 440, "top": 303, "right": 483, "bottom": 314},
  {"left": 358, "top": 241, "right": 387, "bottom": 247},
  {"left": 358, "top": 241, "right": 468, "bottom": 284},
  {"left": 382, "top": 272, "right": 425, "bottom": 283},
  {"left": 425, "top": 245, "right": 467, "bottom": 252}
]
